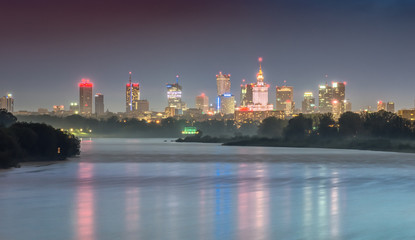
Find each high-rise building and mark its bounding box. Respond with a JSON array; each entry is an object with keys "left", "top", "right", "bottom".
[
  {"left": 345, "top": 99, "right": 352, "bottom": 112},
  {"left": 137, "top": 100, "right": 149, "bottom": 113},
  {"left": 302, "top": 92, "right": 315, "bottom": 114},
  {"left": 332, "top": 100, "right": 342, "bottom": 119},
  {"left": 69, "top": 102, "right": 79, "bottom": 114},
  {"left": 166, "top": 75, "right": 183, "bottom": 115},
  {"left": 387, "top": 102, "right": 395, "bottom": 113},
  {"left": 126, "top": 72, "right": 140, "bottom": 112},
  {"left": 276, "top": 85, "right": 294, "bottom": 115},
  {"left": 247, "top": 58, "right": 273, "bottom": 111},
  {"left": 219, "top": 93, "right": 235, "bottom": 115},
  {"left": 95, "top": 93, "right": 104, "bottom": 115},
  {"left": 332, "top": 82, "right": 346, "bottom": 114},
  {"left": 318, "top": 83, "right": 333, "bottom": 113},
  {"left": 240, "top": 80, "right": 247, "bottom": 106},
  {"left": 0, "top": 94, "right": 14, "bottom": 112},
  {"left": 216, "top": 72, "right": 231, "bottom": 96},
  {"left": 377, "top": 100, "right": 386, "bottom": 111},
  {"left": 79, "top": 79, "right": 93, "bottom": 115},
  {"left": 196, "top": 93, "right": 209, "bottom": 113}
]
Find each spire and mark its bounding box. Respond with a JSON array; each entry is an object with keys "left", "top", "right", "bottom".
[
  {"left": 176, "top": 74, "right": 179, "bottom": 84},
  {"left": 256, "top": 57, "right": 264, "bottom": 83}
]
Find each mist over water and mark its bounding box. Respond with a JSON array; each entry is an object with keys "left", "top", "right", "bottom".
[{"left": 1, "top": 139, "right": 415, "bottom": 240}]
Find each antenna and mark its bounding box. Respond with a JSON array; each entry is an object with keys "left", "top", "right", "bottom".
[{"left": 176, "top": 75, "right": 179, "bottom": 84}]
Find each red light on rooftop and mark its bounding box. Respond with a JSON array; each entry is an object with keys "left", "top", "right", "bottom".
[
  {"left": 344, "top": 81, "right": 347, "bottom": 85},
  {"left": 201, "top": 93, "right": 205, "bottom": 96},
  {"left": 258, "top": 57, "right": 263, "bottom": 62}
]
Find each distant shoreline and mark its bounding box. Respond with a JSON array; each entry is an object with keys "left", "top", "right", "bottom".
[{"left": 177, "top": 136, "right": 415, "bottom": 154}]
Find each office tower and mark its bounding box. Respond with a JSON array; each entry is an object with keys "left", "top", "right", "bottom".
[
  {"left": 95, "top": 93, "right": 104, "bottom": 115},
  {"left": 0, "top": 94, "right": 14, "bottom": 112},
  {"left": 126, "top": 72, "right": 140, "bottom": 112},
  {"left": 196, "top": 93, "right": 209, "bottom": 113},
  {"left": 219, "top": 93, "right": 235, "bottom": 114},
  {"left": 318, "top": 83, "right": 333, "bottom": 113},
  {"left": 377, "top": 100, "right": 386, "bottom": 111},
  {"left": 276, "top": 85, "right": 294, "bottom": 115},
  {"left": 137, "top": 100, "right": 149, "bottom": 113},
  {"left": 69, "top": 102, "right": 79, "bottom": 114},
  {"left": 79, "top": 79, "right": 93, "bottom": 115},
  {"left": 166, "top": 75, "right": 183, "bottom": 114},
  {"left": 240, "top": 80, "right": 247, "bottom": 106},
  {"left": 345, "top": 99, "right": 352, "bottom": 112},
  {"left": 386, "top": 102, "right": 395, "bottom": 113},
  {"left": 332, "top": 82, "right": 346, "bottom": 114},
  {"left": 216, "top": 72, "right": 231, "bottom": 96},
  {"left": 332, "top": 100, "right": 342, "bottom": 119},
  {"left": 302, "top": 92, "right": 315, "bottom": 114},
  {"left": 247, "top": 58, "right": 273, "bottom": 111}
]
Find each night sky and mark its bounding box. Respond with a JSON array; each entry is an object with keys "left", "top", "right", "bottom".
[{"left": 1, "top": 0, "right": 415, "bottom": 112}]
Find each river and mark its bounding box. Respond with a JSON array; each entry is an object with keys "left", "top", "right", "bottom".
[{"left": 1, "top": 138, "right": 415, "bottom": 240}]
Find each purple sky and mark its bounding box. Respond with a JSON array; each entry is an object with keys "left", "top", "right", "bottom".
[{"left": 1, "top": 0, "right": 415, "bottom": 112}]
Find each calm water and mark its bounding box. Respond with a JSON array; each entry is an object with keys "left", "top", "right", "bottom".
[{"left": 1, "top": 138, "right": 415, "bottom": 240}]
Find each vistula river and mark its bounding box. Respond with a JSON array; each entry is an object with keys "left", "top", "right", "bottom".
[{"left": 2, "top": 138, "right": 415, "bottom": 240}]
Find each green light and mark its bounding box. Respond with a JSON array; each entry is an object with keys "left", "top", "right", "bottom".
[{"left": 182, "top": 127, "right": 198, "bottom": 135}]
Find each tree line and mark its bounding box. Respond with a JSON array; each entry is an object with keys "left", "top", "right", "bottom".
[{"left": 0, "top": 110, "right": 80, "bottom": 168}]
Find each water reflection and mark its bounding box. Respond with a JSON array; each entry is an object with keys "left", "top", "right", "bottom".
[
  {"left": 125, "top": 165, "right": 139, "bottom": 240},
  {"left": 75, "top": 162, "right": 95, "bottom": 240}
]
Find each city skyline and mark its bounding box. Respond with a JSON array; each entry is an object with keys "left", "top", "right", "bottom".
[{"left": 2, "top": 0, "right": 415, "bottom": 112}]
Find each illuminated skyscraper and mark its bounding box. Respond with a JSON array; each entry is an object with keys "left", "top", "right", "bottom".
[
  {"left": 126, "top": 72, "right": 140, "bottom": 112},
  {"left": 276, "top": 85, "right": 294, "bottom": 115},
  {"left": 387, "top": 102, "right": 395, "bottom": 113},
  {"left": 79, "top": 79, "right": 93, "bottom": 115},
  {"left": 302, "top": 92, "right": 315, "bottom": 114},
  {"left": 318, "top": 83, "right": 333, "bottom": 113},
  {"left": 166, "top": 75, "right": 183, "bottom": 114},
  {"left": 216, "top": 72, "right": 231, "bottom": 96},
  {"left": 377, "top": 100, "right": 386, "bottom": 111},
  {"left": 0, "top": 94, "right": 14, "bottom": 112},
  {"left": 332, "top": 82, "right": 346, "bottom": 114},
  {"left": 247, "top": 58, "right": 273, "bottom": 111},
  {"left": 95, "top": 93, "right": 104, "bottom": 115},
  {"left": 240, "top": 79, "right": 247, "bottom": 106},
  {"left": 69, "top": 102, "right": 79, "bottom": 114},
  {"left": 196, "top": 93, "right": 209, "bottom": 113},
  {"left": 219, "top": 93, "right": 235, "bottom": 114}
]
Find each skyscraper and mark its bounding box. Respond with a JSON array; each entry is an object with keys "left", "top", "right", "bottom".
[
  {"left": 79, "top": 79, "right": 93, "bottom": 115},
  {"left": 377, "top": 100, "right": 386, "bottom": 111},
  {"left": 387, "top": 102, "right": 395, "bottom": 113},
  {"left": 345, "top": 99, "right": 352, "bottom": 112},
  {"left": 247, "top": 58, "right": 273, "bottom": 111},
  {"left": 216, "top": 72, "right": 231, "bottom": 96},
  {"left": 302, "top": 92, "right": 315, "bottom": 114},
  {"left": 332, "top": 82, "right": 346, "bottom": 114},
  {"left": 95, "top": 93, "right": 104, "bottom": 115},
  {"left": 166, "top": 75, "right": 183, "bottom": 114},
  {"left": 137, "top": 100, "right": 149, "bottom": 113},
  {"left": 276, "top": 85, "right": 294, "bottom": 115},
  {"left": 126, "top": 72, "right": 140, "bottom": 112},
  {"left": 240, "top": 79, "right": 247, "bottom": 106},
  {"left": 318, "top": 83, "right": 333, "bottom": 113},
  {"left": 196, "top": 93, "right": 209, "bottom": 113},
  {"left": 219, "top": 93, "right": 235, "bottom": 114},
  {"left": 0, "top": 94, "right": 14, "bottom": 112}
]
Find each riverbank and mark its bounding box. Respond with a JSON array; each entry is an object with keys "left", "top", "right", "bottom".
[{"left": 177, "top": 136, "right": 415, "bottom": 153}]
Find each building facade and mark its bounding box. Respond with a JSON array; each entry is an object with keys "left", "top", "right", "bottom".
[
  {"left": 216, "top": 72, "right": 231, "bottom": 96},
  {"left": 166, "top": 75, "right": 183, "bottom": 115},
  {"left": 219, "top": 93, "right": 235, "bottom": 115},
  {"left": 302, "top": 92, "right": 315, "bottom": 114},
  {"left": 196, "top": 93, "right": 209, "bottom": 113},
  {"left": 276, "top": 86, "right": 294, "bottom": 115},
  {"left": 377, "top": 101, "right": 386, "bottom": 111},
  {"left": 247, "top": 58, "right": 273, "bottom": 111},
  {"left": 387, "top": 102, "right": 395, "bottom": 113},
  {"left": 79, "top": 79, "right": 93, "bottom": 115},
  {"left": 126, "top": 72, "right": 140, "bottom": 112},
  {"left": 318, "top": 83, "right": 333, "bottom": 113},
  {"left": 95, "top": 93, "right": 104, "bottom": 115},
  {"left": 0, "top": 94, "right": 14, "bottom": 112}
]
